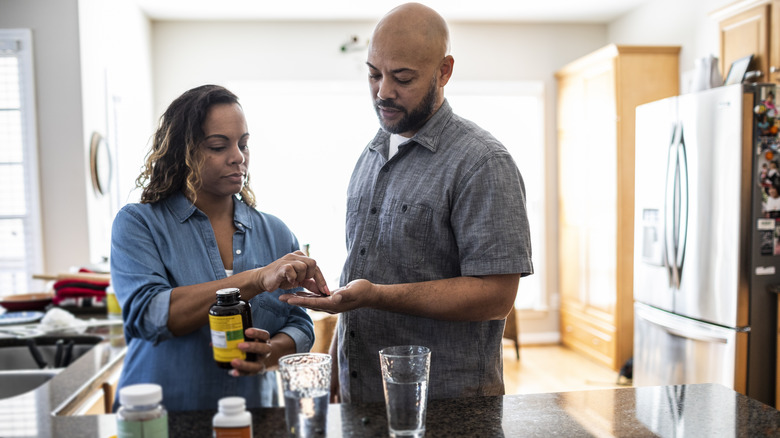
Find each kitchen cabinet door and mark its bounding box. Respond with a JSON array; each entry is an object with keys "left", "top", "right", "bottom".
[
  {"left": 715, "top": 0, "right": 780, "bottom": 84},
  {"left": 556, "top": 45, "right": 680, "bottom": 370}
]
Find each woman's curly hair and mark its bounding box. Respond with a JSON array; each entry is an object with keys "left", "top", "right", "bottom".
[{"left": 135, "top": 84, "right": 256, "bottom": 207}]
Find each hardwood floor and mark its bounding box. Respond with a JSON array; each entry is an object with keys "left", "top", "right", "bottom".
[
  {"left": 312, "top": 314, "right": 630, "bottom": 395},
  {"left": 502, "top": 343, "right": 630, "bottom": 395}
]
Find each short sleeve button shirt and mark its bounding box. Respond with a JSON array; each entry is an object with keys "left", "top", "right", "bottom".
[{"left": 338, "top": 100, "right": 534, "bottom": 403}]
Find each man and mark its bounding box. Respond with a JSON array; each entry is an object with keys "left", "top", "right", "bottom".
[{"left": 280, "top": 2, "right": 533, "bottom": 403}]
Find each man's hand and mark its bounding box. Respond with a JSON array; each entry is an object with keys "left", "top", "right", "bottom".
[{"left": 278, "top": 279, "right": 372, "bottom": 314}]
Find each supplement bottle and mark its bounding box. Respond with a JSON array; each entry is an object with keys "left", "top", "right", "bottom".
[
  {"left": 116, "top": 383, "right": 169, "bottom": 438},
  {"left": 213, "top": 396, "right": 253, "bottom": 438},
  {"left": 208, "top": 287, "right": 256, "bottom": 369},
  {"left": 106, "top": 284, "right": 125, "bottom": 347}
]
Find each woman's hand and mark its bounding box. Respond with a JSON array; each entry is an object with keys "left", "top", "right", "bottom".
[
  {"left": 256, "top": 251, "right": 330, "bottom": 295},
  {"left": 229, "top": 327, "right": 272, "bottom": 376}
]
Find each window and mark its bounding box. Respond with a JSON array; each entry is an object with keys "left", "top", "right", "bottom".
[
  {"left": 0, "top": 29, "right": 43, "bottom": 297},
  {"left": 229, "top": 80, "right": 545, "bottom": 310},
  {"left": 447, "top": 82, "right": 545, "bottom": 310}
]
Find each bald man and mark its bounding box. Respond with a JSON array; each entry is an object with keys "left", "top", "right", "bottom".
[{"left": 281, "top": 3, "right": 533, "bottom": 403}]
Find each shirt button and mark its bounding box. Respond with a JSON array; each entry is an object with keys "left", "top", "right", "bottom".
[
  {"left": 359, "top": 248, "right": 366, "bottom": 256},
  {"left": 401, "top": 205, "right": 408, "bottom": 212},
  {"left": 235, "top": 250, "right": 242, "bottom": 255},
  {"left": 351, "top": 371, "right": 358, "bottom": 378},
  {"left": 382, "top": 166, "right": 390, "bottom": 173},
  {"left": 370, "top": 207, "right": 377, "bottom": 214},
  {"left": 350, "top": 331, "right": 355, "bottom": 338}
]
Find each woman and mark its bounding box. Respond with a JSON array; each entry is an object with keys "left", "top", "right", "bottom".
[{"left": 110, "top": 84, "right": 329, "bottom": 410}]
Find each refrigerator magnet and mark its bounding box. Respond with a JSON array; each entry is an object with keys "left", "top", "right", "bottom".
[
  {"left": 757, "top": 218, "right": 775, "bottom": 230},
  {"left": 760, "top": 231, "right": 773, "bottom": 255}
]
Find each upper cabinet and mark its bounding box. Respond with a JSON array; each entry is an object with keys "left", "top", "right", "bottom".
[
  {"left": 556, "top": 45, "right": 680, "bottom": 371},
  {"left": 713, "top": 0, "right": 780, "bottom": 83}
]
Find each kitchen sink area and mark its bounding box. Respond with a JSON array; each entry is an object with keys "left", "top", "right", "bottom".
[
  {"left": 0, "top": 335, "right": 103, "bottom": 400},
  {"left": 0, "top": 369, "right": 61, "bottom": 400},
  {"left": 0, "top": 336, "right": 102, "bottom": 370},
  {"left": 0, "top": 315, "right": 127, "bottom": 437}
]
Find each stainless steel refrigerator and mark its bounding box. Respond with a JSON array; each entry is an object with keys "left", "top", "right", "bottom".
[{"left": 633, "top": 83, "right": 779, "bottom": 406}]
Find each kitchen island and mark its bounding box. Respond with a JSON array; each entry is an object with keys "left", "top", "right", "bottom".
[{"left": 1, "top": 333, "right": 778, "bottom": 438}]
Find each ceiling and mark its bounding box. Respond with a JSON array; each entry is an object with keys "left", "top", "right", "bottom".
[{"left": 133, "top": 0, "right": 653, "bottom": 23}]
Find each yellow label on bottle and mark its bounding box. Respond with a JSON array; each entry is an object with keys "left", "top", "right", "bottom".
[{"left": 209, "top": 314, "right": 246, "bottom": 362}]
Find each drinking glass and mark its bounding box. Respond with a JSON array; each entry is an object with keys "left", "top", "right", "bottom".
[
  {"left": 379, "top": 345, "right": 431, "bottom": 438},
  {"left": 279, "top": 353, "right": 332, "bottom": 437}
]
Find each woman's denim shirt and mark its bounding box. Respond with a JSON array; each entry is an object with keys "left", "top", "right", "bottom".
[{"left": 110, "top": 192, "right": 314, "bottom": 410}]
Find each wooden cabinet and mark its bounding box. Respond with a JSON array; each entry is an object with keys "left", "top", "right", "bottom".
[
  {"left": 713, "top": 0, "right": 780, "bottom": 84},
  {"left": 556, "top": 45, "right": 680, "bottom": 370}
]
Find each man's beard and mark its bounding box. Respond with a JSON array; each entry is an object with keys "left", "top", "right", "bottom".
[{"left": 374, "top": 76, "right": 437, "bottom": 134}]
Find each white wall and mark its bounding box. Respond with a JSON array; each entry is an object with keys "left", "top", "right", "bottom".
[
  {"left": 78, "top": 0, "right": 154, "bottom": 264},
  {"left": 608, "top": 0, "right": 735, "bottom": 90}
]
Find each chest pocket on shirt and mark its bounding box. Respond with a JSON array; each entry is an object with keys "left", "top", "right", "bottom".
[{"left": 377, "top": 200, "right": 432, "bottom": 267}]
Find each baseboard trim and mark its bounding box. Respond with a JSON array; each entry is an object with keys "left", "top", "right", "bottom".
[{"left": 518, "top": 331, "right": 560, "bottom": 345}]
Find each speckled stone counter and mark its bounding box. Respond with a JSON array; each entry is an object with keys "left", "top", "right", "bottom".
[
  {"left": 3, "top": 380, "right": 779, "bottom": 437},
  {"left": 1, "top": 322, "right": 778, "bottom": 437}
]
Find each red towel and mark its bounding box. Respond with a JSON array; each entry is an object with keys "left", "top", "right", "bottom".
[{"left": 52, "top": 275, "right": 109, "bottom": 307}]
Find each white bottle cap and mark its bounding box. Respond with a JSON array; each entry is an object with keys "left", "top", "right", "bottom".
[
  {"left": 218, "top": 396, "right": 246, "bottom": 414},
  {"left": 119, "top": 384, "right": 163, "bottom": 406}
]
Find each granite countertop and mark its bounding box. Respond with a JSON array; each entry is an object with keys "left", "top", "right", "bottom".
[
  {"left": 3, "top": 369, "right": 780, "bottom": 438},
  {"left": 146, "top": 384, "right": 780, "bottom": 437},
  {"left": 1, "top": 316, "right": 779, "bottom": 437}
]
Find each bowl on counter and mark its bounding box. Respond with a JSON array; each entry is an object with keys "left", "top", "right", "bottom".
[{"left": 0, "top": 292, "right": 54, "bottom": 311}]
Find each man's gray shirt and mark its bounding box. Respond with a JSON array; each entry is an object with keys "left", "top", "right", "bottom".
[{"left": 338, "top": 99, "right": 534, "bottom": 403}]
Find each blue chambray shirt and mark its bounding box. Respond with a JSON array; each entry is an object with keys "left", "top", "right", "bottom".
[
  {"left": 338, "top": 100, "right": 534, "bottom": 403},
  {"left": 110, "top": 192, "right": 314, "bottom": 411}
]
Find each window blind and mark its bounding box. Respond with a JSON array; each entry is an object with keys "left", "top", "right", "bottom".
[{"left": 0, "top": 29, "right": 42, "bottom": 297}]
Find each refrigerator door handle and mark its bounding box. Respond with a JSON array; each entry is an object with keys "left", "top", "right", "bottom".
[
  {"left": 664, "top": 326, "right": 727, "bottom": 344},
  {"left": 664, "top": 123, "right": 681, "bottom": 288},
  {"left": 675, "top": 128, "right": 689, "bottom": 280},
  {"left": 636, "top": 303, "right": 735, "bottom": 345}
]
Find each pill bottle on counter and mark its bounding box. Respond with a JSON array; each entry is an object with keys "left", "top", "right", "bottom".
[
  {"left": 116, "top": 383, "right": 168, "bottom": 438},
  {"left": 208, "top": 288, "right": 256, "bottom": 369},
  {"left": 213, "top": 396, "right": 253, "bottom": 438}
]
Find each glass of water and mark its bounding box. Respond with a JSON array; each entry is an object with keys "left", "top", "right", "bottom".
[
  {"left": 279, "top": 353, "right": 332, "bottom": 437},
  {"left": 379, "top": 345, "right": 431, "bottom": 438}
]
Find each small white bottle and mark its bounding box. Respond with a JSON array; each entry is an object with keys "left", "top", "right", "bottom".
[
  {"left": 213, "top": 396, "right": 253, "bottom": 438},
  {"left": 116, "top": 383, "right": 169, "bottom": 438}
]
